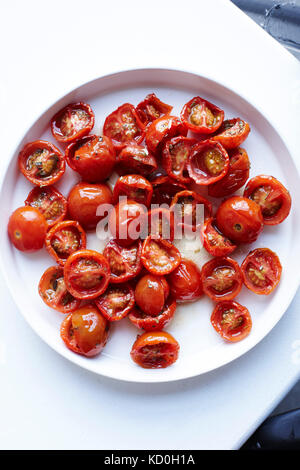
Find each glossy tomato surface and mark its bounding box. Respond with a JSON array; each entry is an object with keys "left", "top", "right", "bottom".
[
  {"left": 45, "top": 220, "right": 86, "bottom": 265},
  {"left": 162, "top": 136, "right": 196, "bottom": 184},
  {"left": 136, "top": 93, "right": 173, "bottom": 125},
  {"left": 211, "top": 118, "right": 250, "bottom": 149},
  {"left": 151, "top": 175, "right": 186, "bottom": 206},
  {"left": 241, "top": 248, "right": 282, "bottom": 295},
  {"left": 180, "top": 96, "right": 224, "bottom": 134},
  {"left": 95, "top": 283, "right": 135, "bottom": 321},
  {"left": 129, "top": 297, "right": 176, "bottom": 331},
  {"left": 141, "top": 235, "right": 181, "bottom": 276},
  {"left": 113, "top": 174, "right": 153, "bottom": 207},
  {"left": 170, "top": 190, "right": 212, "bottom": 237},
  {"left": 51, "top": 102, "right": 94, "bottom": 143},
  {"left": 116, "top": 143, "right": 157, "bottom": 176},
  {"left": 201, "top": 256, "right": 243, "bottom": 301},
  {"left": 108, "top": 199, "right": 146, "bottom": 247},
  {"left": 211, "top": 300, "right": 252, "bottom": 342},
  {"left": 25, "top": 186, "right": 67, "bottom": 228},
  {"left": 146, "top": 207, "right": 175, "bottom": 241},
  {"left": 130, "top": 331, "right": 180, "bottom": 368},
  {"left": 8, "top": 206, "right": 47, "bottom": 252},
  {"left": 167, "top": 259, "right": 203, "bottom": 303},
  {"left": 103, "top": 239, "right": 142, "bottom": 283},
  {"left": 187, "top": 140, "right": 229, "bottom": 185},
  {"left": 145, "top": 115, "right": 187, "bottom": 156},
  {"left": 39, "top": 265, "right": 81, "bottom": 313},
  {"left": 134, "top": 274, "right": 169, "bottom": 316},
  {"left": 201, "top": 218, "right": 236, "bottom": 257}
]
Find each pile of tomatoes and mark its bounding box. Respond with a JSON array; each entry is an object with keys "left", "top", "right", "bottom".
[{"left": 7, "top": 93, "right": 291, "bottom": 369}]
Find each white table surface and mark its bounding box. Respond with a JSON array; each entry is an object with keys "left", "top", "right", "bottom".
[{"left": 1, "top": 0, "right": 300, "bottom": 450}]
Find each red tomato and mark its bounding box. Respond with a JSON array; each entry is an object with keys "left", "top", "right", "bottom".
[
  {"left": 211, "top": 300, "right": 252, "bottom": 342},
  {"left": 201, "top": 218, "right": 236, "bottom": 257},
  {"left": 170, "top": 190, "right": 212, "bottom": 237},
  {"left": 51, "top": 102, "right": 94, "bottom": 143},
  {"left": 208, "top": 147, "right": 250, "bottom": 198},
  {"left": 95, "top": 283, "right": 135, "bottom": 321},
  {"left": 116, "top": 143, "right": 157, "bottom": 176},
  {"left": 25, "top": 186, "right": 67, "bottom": 228},
  {"left": 65, "top": 134, "right": 116, "bottom": 182},
  {"left": 145, "top": 115, "right": 187, "bottom": 156},
  {"left": 167, "top": 259, "right": 203, "bottom": 303},
  {"left": 64, "top": 249, "right": 110, "bottom": 300},
  {"left": 130, "top": 331, "right": 180, "bottom": 368},
  {"left": 187, "top": 140, "right": 229, "bottom": 185},
  {"left": 134, "top": 274, "right": 169, "bottom": 316},
  {"left": 146, "top": 207, "right": 175, "bottom": 241},
  {"left": 216, "top": 196, "right": 264, "bottom": 244},
  {"left": 201, "top": 257, "right": 243, "bottom": 301},
  {"left": 113, "top": 174, "right": 153, "bottom": 207},
  {"left": 211, "top": 118, "right": 250, "bottom": 149},
  {"left": 241, "top": 248, "right": 282, "bottom": 295},
  {"left": 162, "top": 136, "right": 197, "bottom": 184},
  {"left": 45, "top": 220, "right": 86, "bottom": 265},
  {"left": 8, "top": 206, "right": 47, "bottom": 252},
  {"left": 108, "top": 199, "right": 147, "bottom": 247},
  {"left": 136, "top": 93, "right": 173, "bottom": 125},
  {"left": 129, "top": 297, "right": 176, "bottom": 331},
  {"left": 141, "top": 235, "right": 181, "bottom": 275},
  {"left": 243, "top": 175, "right": 291, "bottom": 225},
  {"left": 38, "top": 265, "right": 81, "bottom": 313},
  {"left": 60, "top": 305, "right": 109, "bottom": 357},
  {"left": 180, "top": 96, "right": 224, "bottom": 134},
  {"left": 18, "top": 140, "right": 65, "bottom": 187},
  {"left": 103, "top": 239, "right": 142, "bottom": 283},
  {"left": 67, "top": 182, "right": 113, "bottom": 231},
  {"left": 151, "top": 175, "right": 186, "bottom": 206}
]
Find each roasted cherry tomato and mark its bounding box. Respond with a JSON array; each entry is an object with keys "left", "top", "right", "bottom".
[
  {"left": 116, "top": 143, "right": 157, "bottom": 176},
  {"left": 25, "top": 186, "right": 67, "bottom": 228},
  {"left": 216, "top": 196, "right": 264, "bottom": 244},
  {"left": 60, "top": 304, "right": 109, "bottom": 357},
  {"left": 141, "top": 235, "right": 181, "bottom": 275},
  {"left": 95, "top": 283, "right": 135, "bottom": 321},
  {"left": 136, "top": 93, "right": 173, "bottom": 125},
  {"left": 241, "top": 248, "right": 282, "bottom": 295},
  {"left": 103, "top": 103, "right": 145, "bottom": 153},
  {"left": 243, "top": 175, "right": 291, "bottom": 225},
  {"left": 151, "top": 175, "right": 186, "bottom": 206},
  {"left": 18, "top": 140, "right": 65, "bottom": 187},
  {"left": 38, "top": 265, "right": 81, "bottom": 313},
  {"left": 211, "top": 300, "right": 252, "bottom": 342},
  {"left": 45, "top": 220, "right": 86, "bottom": 265},
  {"left": 208, "top": 147, "right": 250, "bottom": 198},
  {"left": 8, "top": 206, "right": 47, "bottom": 252},
  {"left": 145, "top": 115, "right": 187, "bottom": 156},
  {"left": 130, "top": 331, "right": 179, "bottom": 368},
  {"left": 103, "top": 239, "right": 142, "bottom": 283},
  {"left": 68, "top": 182, "right": 113, "bottom": 231},
  {"left": 113, "top": 174, "right": 153, "bottom": 207},
  {"left": 129, "top": 297, "right": 176, "bottom": 331},
  {"left": 51, "top": 102, "right": 94, "bottom": 143},
  {"left": 64, "top": 249, "right": 110, "bottom": 300},
  {"left": 180, "top": 96, "right": 224, "bottom": 134},
  {"left": 134, "top": 274, "right": 169, "bottom": 316},
  {"left": 187, "top": 140, "right": 229, "bottom": 185},
  {"left": 201, "top": 257, "right": 243, "bottom": 301},
  {"left": 170, "top": 190, "right": 212, "bottom": 237},
  {"left": 162, "top": 136, "right": 197, "bottom": 184},
  {"left": 201, "top": 218, "right": 236, "bottom": 257},
  {"left": 146, "top": 207, "right": 175, "bottom": 241},
  {"left": 65, "top": 134, "right": 116, "bottom": 182},
  {"left": 108, "top": 199, "right": 147, "bottom": 247},
  {"left": 211, "top": 118, "right": 250, "bottom": 149},
  {"left": 167, "top": 259, "right": 203, "bottom": 303}
]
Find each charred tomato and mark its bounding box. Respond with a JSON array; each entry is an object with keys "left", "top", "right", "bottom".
[
  {"left": 136, "top": 93, "right": 173, "bottom": 125},
  {"left": 25, "top": 186, "right": 67, "bottom": 228},
  {"left": 162, "top": 136, "right": 197, "bottom": 184},
  {"left": 103, "top": 239, "right": 142, "bottom": 283},
  {"left": 201, "top": 218, "right": 236, "bottom": 257},
  {"left": 212, "top": 118, "right": 250, "bottom": 149},
  {"left": 51, "top": 102, "right": 94, "bottom": 143},
  {"left": 130, "top": 331, "right": 179, "bottom": 368},
  {"left": 95, "top": 283, "right": 135, "bottom": 321},
  {"left": 113, "top": 174, "right": 153, "bottom": 207},
  {"left": 116, "top": 143, "right": 157, "bottom": 176},
  {"left": 45, "top": 220, "right": 86, "bottom": 265},
  {"left": 129, "top": 297, "right": 176, "bottom": 331}
]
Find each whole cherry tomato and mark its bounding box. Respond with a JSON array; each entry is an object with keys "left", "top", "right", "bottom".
[
  {"left": 180, "top": 96, "right": 224, "bottom": 134},
  {"left": 211, "top": 118, "right": 250, "bottom": 149},
  {"left": 151, "top": 175, "right": 186, "bottom": 206},
  {"left": 45, "top": 220, "right": 86, "bottom": 265},
  {"left": 162, "top": 136, "right": 197, "bottom": 184},
  {"left": 141, "top": 235, "right": 181, "bottom": 275},
  {"left": 201, "top": 218, "right": 236, "bottom": 257},
  {"left": 216, "top": 196, "right": 264, "bottom": 244},
  {"left": 130, "top": 331, "right": 180, "bottom": 368},
  {"left": 211, "top": 300, "right": 252, "bottom": 342},
  {"left": 243, "top": 175, "right": 291, "bottom": 225},
  {"left": 146, "top": 207, "right": 175, "bottom": 241},
  {"left": 103, "top": 239, "right": 142, "bottom": 283},
  {"left": 145, "top": 115, "right": 187, "bottom": 156},
  {"left": 170, "top": 190, "right": 212, "bottom": 237},
  {"left": 108, "top": 199, "right": 147, "bottom": 247},
  {"left": 51, "top": 102, "right": 95, "bottom": 143},
  {"left": 18, "top": 140, "right": 65, "bottom": 187},
  {"left": 241, "top": 248, "right": 282, "bottom": 295},
  {"left": 187, "top": 140, "right": 229, "bottom": 185},
  {"left": 113, "top": 174, "right": 153, "bottom": 207},
  {"left": 65, "top": 134, "right": 116, "bottom": 182},
  {"left": 136, "top": 93, "right": 173, "bottom": 125},
  {"left": 60, "top": 304, "right": 109, "bottom": 357},
  {"left": 25, "top": 186, "right": 67, "bottom": 228},
  {"left": 95, "top": 283, "right": 135, "bottom": 321},
  {"left": 8, "top": 206, "right": 47, "bottom": 252},
  {"left": 201, "top": 256, "right": 243, "bottom": 301},
  {"left": 116, "top": 143, "right": 157, "bottom": 176},
  {"left": 167, "top": 259, "right": 203, "bottom": 303},
  {"left": 129, "top": 297, "right": 176, "bottom": 331},
  {"left": 134, "top": 274, "right": 169, "bottom": 316}
]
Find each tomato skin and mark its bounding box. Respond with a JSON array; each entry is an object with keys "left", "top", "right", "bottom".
[
  {"left": 136, "top": 93, "right": 173, "bottom": 125},
  {"left": 95, "top": 283, "right": 135, "bottom": 321},
  {"left": 51, "top": 102, "right": 95, "bottom": 143},
  {"left": 130, "top": 331, "right": 179, "bottom": 368},
  {"left": 113, "top": 174, "right": 153, "bottom": 207},
  {"left": 216, "top": 196, "right": 264, "bottom": 244},
  {"left": 201, "top": 256, "right": 243, "bottom": 301},
  {"left": 241, "top": 248, "right": 282, "bottom": 295},
  {"left": 134, "top": 274, "right": 169, "bottom": 316},
  {"left": 146, "top": 207, "right": 175, "bottom": 241},
  {"left": 187, "top": 140, "right": 229, "bottom": 186},
  {"left": 108, "top": 199, "right": 147, "bottom": 248},
  {"left": 180, "top": 96, "right": 224, "bottom": 134},
  {"left": 25, "top": 186, "right": 67, "bottom": 228},
  {"left": 162, "top": 136, "right": 197, "bottom": 184},
  {"left": 170, "top": 190, "right": 212, "bottom": 237},
  {"left": 151, "top": 175, "right": 186, "bottom": 206},
  {"left": 8, "top": 206, "right": 47, "bottom": 252},
  {"left": 141, "top": 235, "right": 181, "bottom": 276},
  {"left": 211, "top": 118, "right": 250, "bottom": 149},
  {"left": 129, "top": 297, "right": 176, "bottom": 331},
  {"left": 145, "top": 115, "right": 187, "bottom": 156},
  {"left": 18, "top": 140, "right": 65, "bottom": 187},
  {"left": 103, "top": 239, "right": 142, "bottom": 283},
  {"left": 208, "top": 147, "right": 250, "bottom": 198},
  {"left": 211, "top": 300, "right": 252, "bottom": 342},
  {"left": 201, "top": 218, "right": 236, "bottom": 257},
  {"left": 243, "top": 175, "right": 291, "bottom": 225},
  {"left": 45, "top": 220, "right": 86, "bottom": 265},
  {"left": 116, "top": 143, "right": 157, "bottom": 176},
  {"left": 67, "top": 182, "right": 113, "bottom": 231},
  {"left": 65, "top": 134, "right": 116, "bottom": 183},
  {"left": 167, "top": 259, "right": 203, "bottom": 303}
]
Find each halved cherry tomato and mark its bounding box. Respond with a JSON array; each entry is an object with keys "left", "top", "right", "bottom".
[
  {"left": 45, "top": 220, "right": 86, "bottom": 265},
  {"left": 241, "top": 248, "right": 282, "bottom": 295},
  {"left": 141, "top": 235, "right": 181, "bottom": 275},
  {"left": 8, "top": 206, "right": 47, "bottom": 252},
  {"left": 180, "top": 96, "right": 224, "bottom": 134},
  {"left": 201, "top": 257, "right": 243, "bottom": 301},
  {"left": 208, "top": 147, "right": 250, "bottom": 198},
  {"left": 113, "top": 174, "right": 153, "bottom": 207},
  {"left": 95, "top": 283, "right": 135, "bottom": 321},
  {"left": 170, "top": 190, "right": 212, "bottom": 237},
  {"left": 146, "top": 207, "right": 175, "bottom": 241},
  {"left": 18, "top": 140, "right": 65, "bottom": 186},
  {"left": 108, "top": 199, "right": 147, "bottom": 247},
  {"left": 64, "top": 249, "right": 110, "bottom": 300},
  {"left": 145, "top": 115, "right": 187, "bottom": 156},
  {"left": 211, "top": 300, "right": 252, "bottom": 342},
  {"left": 103, "top": 239, "right": 142, "bottom": 283},
  {"left": 201, "top": 218, "right": 236, "bottom": 257},
  {"left": 130, "top": 331, "right": 179, "bottom": 368},
  {"left": 51, "top": 102, "right": 95, "bottom": 143},
  {"left": 167, "top": 259, "right": 203, "bottom": 303},
  {"left": 187, "top": 140, "right": 229, "bottom": 185},
  {"left": 134, "top": 274, "right": 169, "bottom": 316},
  {"left": 129, "top": 297, "right": 176, "bottom": 331},
  {"left": 38, "top": 265, "right": 81, "bottom": 313},
  {"left": 243, "top": 175, "right": 291, "bottom": 225},
  {"left": 116, "top": 143, "right": 157, "bottom": 176},
  {"left": 162, "top": 136, "right": 197, "bottom": 184},
  {"left": 67, "top": 182, "right": 113, "bottom": 231},
  {"left": 25, "top": 186, "right": 67, "bottom": 228},
  {"left": 65, "top": 134, "right": 116, "bottom": 182},
  {"left": 211, "top": 118, "right": 250, "bottom": 149},
  {"left": 216, "top": 196, "right": 264, "bottom": 244},
  {"left": 60, "top": 304, "right": 109, "bottom": 357},
  {"left": 151, "top": 175, "right": 186, "bottom": 206},
  {"left": 136, "top": 93, "right": 173, "bottom": 125}
]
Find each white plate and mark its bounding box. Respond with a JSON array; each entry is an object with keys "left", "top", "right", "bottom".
[{"left": 1, "top": 68, "right": 299, "bottom": 383}]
